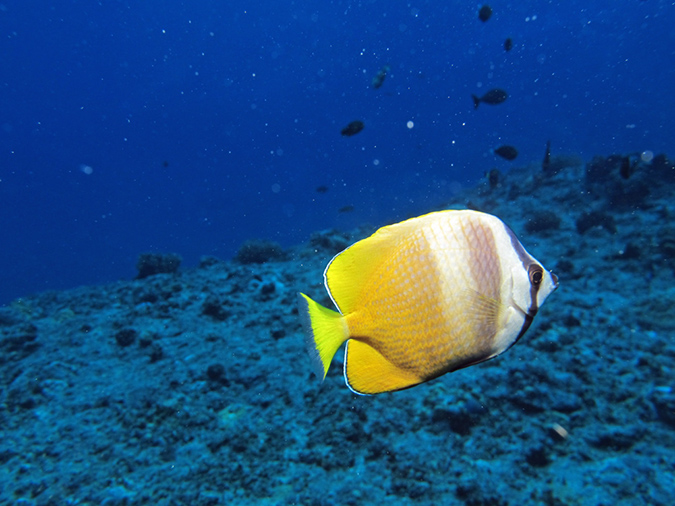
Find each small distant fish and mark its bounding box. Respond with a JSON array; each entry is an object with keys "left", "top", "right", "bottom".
[
  {"left": 338, "top": 205, "right": 355, "bottom": 213},
  {"left": 504, "top": 38, "right": 513, "bottom": 51},
  {"left": 472, "top": 88, "right": 508, "bottom": 109},
  {"left": 316, "top": 185, "right": 329, "bottom": 194},
  {"left": 478, "top": 5, "right": 493, "bottom": 22},
  {"left": 620, "top": 156, "right": 638, "bottom": 179},
  {"left": 372, "top": 65, "right": 390, "bottom": 89},
  {"left": 298, "top": 210, "right": 558, "bottom": 395},
  {"left": 494, "top": 145, "right": 518, "bottom": 161},
  {"left": 542, "top": 140, "right": 552, "bottom": 172},
  {"left": 341, "top": 120, "right": 365, "bottom": 136},
  {"left": 487, "top": 168, "right": 501, "bottom": 189},
  {"left": 620, "top": 157, "right": 631, "bottom": 179},
  {"left": 162, "top": 160, "right": 170, "bottom": 168}
]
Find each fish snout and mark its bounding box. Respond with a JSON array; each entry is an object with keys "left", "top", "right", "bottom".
[{"left": 549, "top": 271, "right": 559, "bottom": 289}]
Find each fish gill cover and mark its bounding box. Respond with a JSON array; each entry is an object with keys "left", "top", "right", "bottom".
[{"left": 0, "top": 1, "right": 674, "bottom": 504}]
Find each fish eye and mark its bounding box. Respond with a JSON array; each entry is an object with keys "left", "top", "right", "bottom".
[{"left": 528, "top": 265, "right": 543, "bottom": 285}]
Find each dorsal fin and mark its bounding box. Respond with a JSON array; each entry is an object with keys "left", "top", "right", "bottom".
[{"left": 324, "top": 213, "right": 432, "bottom": 315}]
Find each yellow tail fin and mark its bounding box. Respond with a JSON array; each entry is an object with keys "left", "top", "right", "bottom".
[{"left": 297, "top": 293, "right": 349, "bottom": 379}]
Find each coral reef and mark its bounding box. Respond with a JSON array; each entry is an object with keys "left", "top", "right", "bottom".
[
  {"left": 234, "top": 239, "right": 286, "bottom": 264},
  {"left": 135, "top": 253, "right": 182, "bottom": 279},
  {"left": 1, "top": 153, "right": 674, "bottom": 505}
]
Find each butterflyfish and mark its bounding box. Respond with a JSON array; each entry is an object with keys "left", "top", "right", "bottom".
[{"left": 298, "top": 210, "right": 558, "bottom": 395}]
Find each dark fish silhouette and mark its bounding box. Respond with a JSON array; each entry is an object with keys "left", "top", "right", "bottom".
[
  {"left": 341, "top": 121, "right": 365, "bottom": 136},
  {"left": 478, "top": 5, "right": 492, "bottom": 22},
  {"left": 316, "top": 185, "right": 329, "bottom": 194},
  {"left": 494, "top": 145, "right": 518, "bottom": 161},
  {"left": 339, "top": 205, "right": 355, "bottom": 213},
  {"left": 620, "top": 157, "right": 632, "bottom": 179},
  {"left": 472, "top": 89, "right": 508, "bottom": 109},
  {"left": 542, "top": 140, "right": 551, "bottom": 172},
  {"left": 372, "top": 65, "right": 390, "bottom": 89},
  {"left": 487, "top": 169, "right": 501, "bottom": 189},
  {"left": 619, "top": 155, "right": 640, "bottom": 180},
  {"left": 504, "top": 38, "right": 513, "bottom": 51}
]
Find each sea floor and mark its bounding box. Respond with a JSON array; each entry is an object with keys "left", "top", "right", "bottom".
[{"left": 1, "top": 153, "right": 674, "bottom": 505}]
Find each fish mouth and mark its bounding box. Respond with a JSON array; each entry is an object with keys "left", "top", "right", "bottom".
[{"left": 550, "top": 271, "right": 560, "bottom": 289}]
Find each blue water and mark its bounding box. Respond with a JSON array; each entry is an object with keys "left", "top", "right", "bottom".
[{"left": 1, "top": 0, "right": 673, "bottom": 304}]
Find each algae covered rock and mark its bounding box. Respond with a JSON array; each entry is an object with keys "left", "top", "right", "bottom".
[
  {"left": 524, "top": 210, "right": 561, "bottom": 234},
  {"left": 234, "top": 239, "right": 286, "bottom": 264},
  {"left": 135, "top": 253, "right": 182, "bottom": 279},
  {"left": 634, "top": 289, "right": 675, "bottom": 331},
  {"left": 576, "top": 210, "right": 617, "bottom": 234}
]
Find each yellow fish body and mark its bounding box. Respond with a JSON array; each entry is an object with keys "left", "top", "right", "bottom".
[{"left": 298, "top": 210, "right": 558, "bottom": 395}]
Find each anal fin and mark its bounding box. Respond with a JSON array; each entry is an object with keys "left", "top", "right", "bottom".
[{"left": 344, "top": 340, "right": 423, "bottom": 395}]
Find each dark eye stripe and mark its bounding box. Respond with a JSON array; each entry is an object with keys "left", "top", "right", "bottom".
[{"left": 503, "top": 224, "right": 540, "bottom": 312}]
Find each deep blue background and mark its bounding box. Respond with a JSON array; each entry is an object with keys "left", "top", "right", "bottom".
[{"left": 1, "top": 1, "right": 673, "bottom": 303}]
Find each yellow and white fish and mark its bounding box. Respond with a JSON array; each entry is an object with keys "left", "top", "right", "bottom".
[{"left": 298, "top": 210, "right": 558, "bottom": 395}]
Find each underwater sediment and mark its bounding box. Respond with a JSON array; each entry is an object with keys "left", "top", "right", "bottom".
[{"left": 1, "top": 152, "right": 674, "bottom": 505}]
